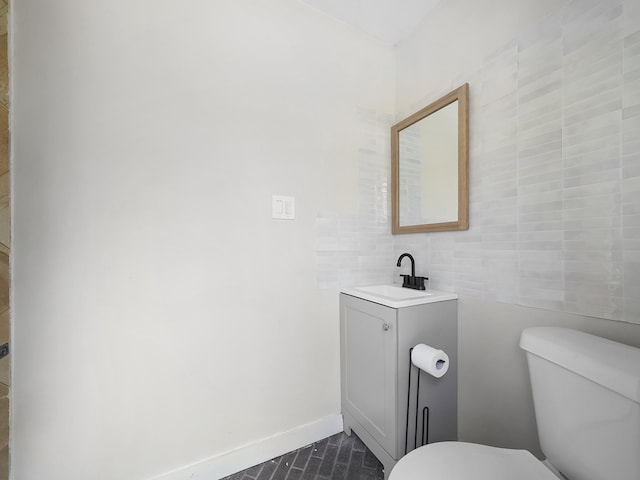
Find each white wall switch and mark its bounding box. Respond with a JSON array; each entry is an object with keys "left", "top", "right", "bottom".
[{"left": 272, "top": 195, "right": 295, "bottom": 220}]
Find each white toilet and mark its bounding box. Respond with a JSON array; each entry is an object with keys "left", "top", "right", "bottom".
[{"left": 389, "top": 327, "right": 640, "bottom": 480}]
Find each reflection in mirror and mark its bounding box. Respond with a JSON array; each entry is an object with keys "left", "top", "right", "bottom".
[
  {"left": 399, "top": 101, "right": 459, "bottom": 226},
  {"left": 392, "top": 84, "right": 469, "bottom": 234}
]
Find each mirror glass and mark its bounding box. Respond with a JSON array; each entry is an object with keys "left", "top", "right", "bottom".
[{"left": 392, "top": 84, "right": 469, "bottom": 234}]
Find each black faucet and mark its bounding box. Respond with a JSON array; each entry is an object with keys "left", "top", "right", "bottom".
[{"left": 396, "top": 253, "right": 428, "bottom": 290}]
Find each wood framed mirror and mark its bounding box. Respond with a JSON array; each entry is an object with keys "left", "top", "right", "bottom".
[{"left": 391, "top": 84, "right": 469, "bottom": 234}]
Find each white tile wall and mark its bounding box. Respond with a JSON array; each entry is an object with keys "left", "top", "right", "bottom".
[
  {"left": 317, "top": 0, "right": 640, "bottom": 324},
  {"left": 517, "top": 11, "right": 565, "bottom": 312},
  {"left": 623, "top": 0, "right": 640, "bottom": 322},
  {"left": 315, "top": 108, "right": 396, "bottom": 289}
]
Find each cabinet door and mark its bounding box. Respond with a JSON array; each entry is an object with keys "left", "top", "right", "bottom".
[{"left": 341, "top": 295, "right": 397, "bottom": 457}]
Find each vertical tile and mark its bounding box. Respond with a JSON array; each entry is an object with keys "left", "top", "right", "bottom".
[
  {"left": 516, "top": 24, "right": 564, "bottom": 319},
  {"left": 623, "top": 25, "right": 640, "bottom": 322},
  {"left": 517, "top": 11, "right": 564, "bottom": 311},
  {"left": 452, "top": 232, "right": 484, "bottom": 297},
  {"left": 562, "top": 0, "right": 624, "bottom": 320},
  {"left": 476, "top": 41, "right": 519, "bottom": 301}
]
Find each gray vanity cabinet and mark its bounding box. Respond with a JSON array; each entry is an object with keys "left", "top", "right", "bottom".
[
  {"left": 339, "top": 293, "right": 458, "bottom": 478},
  {"left": 341, "top": 295, "right": 398, "bottom": 456}
]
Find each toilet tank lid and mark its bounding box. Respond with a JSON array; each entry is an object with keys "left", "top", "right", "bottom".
[{"left": 520, "top": 327, "right": 640, "bottom": 404}]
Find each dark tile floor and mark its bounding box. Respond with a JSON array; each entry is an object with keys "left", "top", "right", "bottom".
[{"left": 221, "top": 432, "right": 384, "bottom": 480}]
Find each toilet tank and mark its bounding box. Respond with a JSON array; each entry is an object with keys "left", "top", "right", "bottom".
[{"left": 520, "top": 327, "right": 640, "bottom": 480}]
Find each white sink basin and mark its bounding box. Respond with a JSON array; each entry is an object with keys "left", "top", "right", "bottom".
[
  {"left": 342, "top": 284, "right": 457, "bottom": 308},
  {"left": 355, "top": 284, "right": 433, "bottom": 300}
]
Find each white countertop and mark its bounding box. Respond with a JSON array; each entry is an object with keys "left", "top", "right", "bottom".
[{"left": 341, "top": 284, "right": 458, "bottom": 308}]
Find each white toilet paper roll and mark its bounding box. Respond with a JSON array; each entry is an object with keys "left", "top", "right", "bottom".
[{"left": 411, "top": 344, "right": 449, "bottom": 378}]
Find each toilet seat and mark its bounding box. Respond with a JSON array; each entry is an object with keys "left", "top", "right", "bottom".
[{"left": 389, "top": 442, "right": 560, "bottom": 480}]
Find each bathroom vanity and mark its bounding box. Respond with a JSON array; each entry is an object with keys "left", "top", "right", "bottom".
[{"left": 340, "top": 285, "right": 458, "bottom": 478}]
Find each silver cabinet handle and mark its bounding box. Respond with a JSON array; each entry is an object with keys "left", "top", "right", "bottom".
[{"left": 383, "top": 323, "right": 390, "bottom": 331}]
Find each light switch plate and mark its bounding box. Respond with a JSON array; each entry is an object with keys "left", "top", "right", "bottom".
[{"left": 272, "top": 195, "right": 295, "bottom": 220}]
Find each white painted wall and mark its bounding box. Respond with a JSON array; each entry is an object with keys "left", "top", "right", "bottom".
[{"left": 11, "top": 1, "right": 394, "bottom": 479}]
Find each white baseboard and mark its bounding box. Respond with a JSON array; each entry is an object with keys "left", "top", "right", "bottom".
[{"left": 151, "top": 414, "right": 343, "bottom": 480}]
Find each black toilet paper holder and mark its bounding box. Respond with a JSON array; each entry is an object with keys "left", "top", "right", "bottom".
[{"left": 405, "top": 347, "right": 430, "bottom": 455}]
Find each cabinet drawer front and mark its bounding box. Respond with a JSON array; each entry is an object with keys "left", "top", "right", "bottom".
[{"left": 340, "top": 295, "right": 397, "bottom": 457}]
